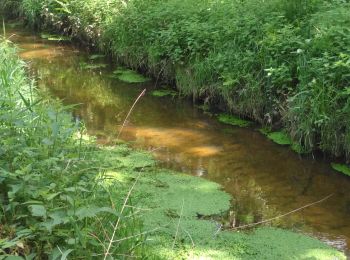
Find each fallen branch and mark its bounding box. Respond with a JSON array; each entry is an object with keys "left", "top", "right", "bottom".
[{"left": 229, "top": 194, "right": 334, "bottom": 231}]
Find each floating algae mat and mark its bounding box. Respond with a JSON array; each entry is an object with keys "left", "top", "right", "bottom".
[
  {"left": 112, "top": 67, "right": 150, "bottom": 83},
  {"left": 102, "top": 146, "right": 345, "bottom": 259},
  {"left": 217, "top": 114, "right": 252, "bottom": 127},
  {"left": 331, "top": 163, "right": 350, "bottom": 176}
]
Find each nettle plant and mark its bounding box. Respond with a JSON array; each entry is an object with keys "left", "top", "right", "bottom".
[{"left": 0, "top": 40, "right": 144, "bottom": 258}]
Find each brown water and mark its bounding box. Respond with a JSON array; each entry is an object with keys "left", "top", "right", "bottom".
[{"left": 8, "top": 27, "right": 350, "bottom": 255}]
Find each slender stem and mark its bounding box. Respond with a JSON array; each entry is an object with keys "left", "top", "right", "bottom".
[
  {"left": 103, "top": 172, "right": 142, "bottom": 259},
  {"left": 229, "top": 194, "right": 333, "bottom": 231},
  {"left": 117, "top": 89, "right": 146, "bottom": 139}
]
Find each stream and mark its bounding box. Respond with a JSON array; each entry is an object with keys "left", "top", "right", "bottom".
[{"left": 8, "top": 26, "right": 350, "bottom": 256}]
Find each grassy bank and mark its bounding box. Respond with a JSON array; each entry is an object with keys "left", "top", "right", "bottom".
[
  {"left": 0, "top": 36, "right": 346, "bottom": 259},
  {"left": 2, "top": 0, "right": 350, "bottom": 160}
]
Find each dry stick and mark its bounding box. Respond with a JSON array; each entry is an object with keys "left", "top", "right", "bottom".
[
  {"left": 117, "top": 88, "right": 146, "bottom": 139},
  {"left": 103, "top": 172, "right": 142, "bottom": 260},
  {"left": 229, "top": 194, "right": 334, "bottom": 231}
]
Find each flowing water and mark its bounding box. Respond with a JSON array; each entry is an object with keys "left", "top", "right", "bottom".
[{"left": 8, "top": 26, "right": 350, "bottom": 255}]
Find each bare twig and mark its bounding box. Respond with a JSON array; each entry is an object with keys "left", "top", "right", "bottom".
[
  {"left": 117, "top": 89, "right": 146, "bottom": 139},
  {"left": 229, "top": 194, "right": 333, "bottom": 231}
]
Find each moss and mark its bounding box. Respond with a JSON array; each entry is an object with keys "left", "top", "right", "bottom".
[
  {"left": 217, "top": 114, "right": 252, "bottom": 127},
  {"left": 112, "top": 67, "right": 150, "bottom": 83},
  {"left": 331, "top": 163, "right": 350, "bottom": 176},
  {"left": 151, "top": 89, "right": 177, "bottom": 97}
]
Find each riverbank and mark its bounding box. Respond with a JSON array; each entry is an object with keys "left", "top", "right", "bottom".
[
  {"left": 0, "top": 38, "right": 145, "bottom": 258},
  {"left": 0, "top": 35, "right": 347, "bottom": 258},
  {"left": 2, "top": 0, "right": 350, "bottom": 161}
]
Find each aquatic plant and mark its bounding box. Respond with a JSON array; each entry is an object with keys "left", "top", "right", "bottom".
[
  {"left": 331, "top": 163, "right": 350, "bottom": 177},
  {"left": 40, "top": 33, "right": 71, "bottom": 41},
  {"left": 217, "top": 114, "right": 252, "bottom": 127},
  {"left": 112, "top": 67, "right": 150, "bottom": 83},
  {"left": 151, "top": 89, "right": 177, "bottom": 97},
  {"left": 266, "top": 131, "right": 292, "bottom": 146},
  {"left": 79, "top": 61, "right": 107, "bottom": 70}
]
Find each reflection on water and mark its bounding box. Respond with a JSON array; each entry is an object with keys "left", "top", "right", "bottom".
[{"left": 9, "top": 27, "right": 350, "bottom": 255}]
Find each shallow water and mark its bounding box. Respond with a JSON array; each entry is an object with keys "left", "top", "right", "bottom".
[{"left": 8, "top": 26, "right": 350, "bottom": 255}]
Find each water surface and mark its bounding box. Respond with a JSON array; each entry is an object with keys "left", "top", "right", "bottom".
[{"left": 9, "top": 26, "right": 350, "bottom": 255}]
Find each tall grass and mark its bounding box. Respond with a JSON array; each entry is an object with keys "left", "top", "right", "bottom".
[
  {"left": 0, "top": 38, "right": 145, "bottom": 258},
  {"left": 2, "top": 0, "right": 350, "bottom": 159}
]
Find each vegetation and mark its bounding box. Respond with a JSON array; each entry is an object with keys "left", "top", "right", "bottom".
[
  {"left": 1, "top": 0, "right": 350, "bottom": 258},
  {"left": 151, "top": 89, "right": 177, "bottom": 98},
  {"left": 0, "top": 37, "right": 346, "bottom": 259},
  {"left": 111, "top": 68, "right": 150, "bottom": 83},
  {"left": 0, "top": 38, "right": 145, "bottom": 258},
  {"left": 331, "top": 163, "right": 350, "bottom": 176},
  {"left": 1, "top": 0, "right": 350, "bottom": 160},
  {"left": 217, "top": 114, "right": 252, "bottom": 127}
]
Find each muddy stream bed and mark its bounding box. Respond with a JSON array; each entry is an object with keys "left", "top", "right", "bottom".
[{"left": 8, "top": 27, "right": 350, "bottom": 256}]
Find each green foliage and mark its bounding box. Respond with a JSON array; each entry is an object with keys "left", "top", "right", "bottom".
[
  {"left": 0, "top": 40, "right": 144, "bottom": 258},
  {"left": 217, "top": 114, "right": 252, "bottom": 127},
  {"left": 331, "top": 163, "right": 350, "bottom": 176},
  {"left": 4, "top": 0, "right": 350, "bottom": 159}
]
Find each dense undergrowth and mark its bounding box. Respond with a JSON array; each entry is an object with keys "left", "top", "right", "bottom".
[
  {"left": 0, "top": 39, "right": 146, "bottom": 258},
  {"left": 0, "top": 28, "right": 346, "bottom": 259},
  {"left": 2, "top": 0, "right": 350, "bottom": 160}
]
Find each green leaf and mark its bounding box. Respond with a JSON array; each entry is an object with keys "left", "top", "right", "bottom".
[
  {"left": 111, "top": 68, "right": 150, "bottom": 83},
  {"left": 75, "top": 206, "right": 118, "bottom": 220},
  {"left": 60, "top": 249, "right": 73, "bottom": 260},
  {"left": 29, "top": 205, "right": 47, "bottom": 217},
  {"left": 4, "top": 256, "right": 24, "bottom": 260}
]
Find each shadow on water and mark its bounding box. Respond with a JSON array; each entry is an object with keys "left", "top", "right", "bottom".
[{"left": 8, "top": 26, "right": 350, "bottom": 255}]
